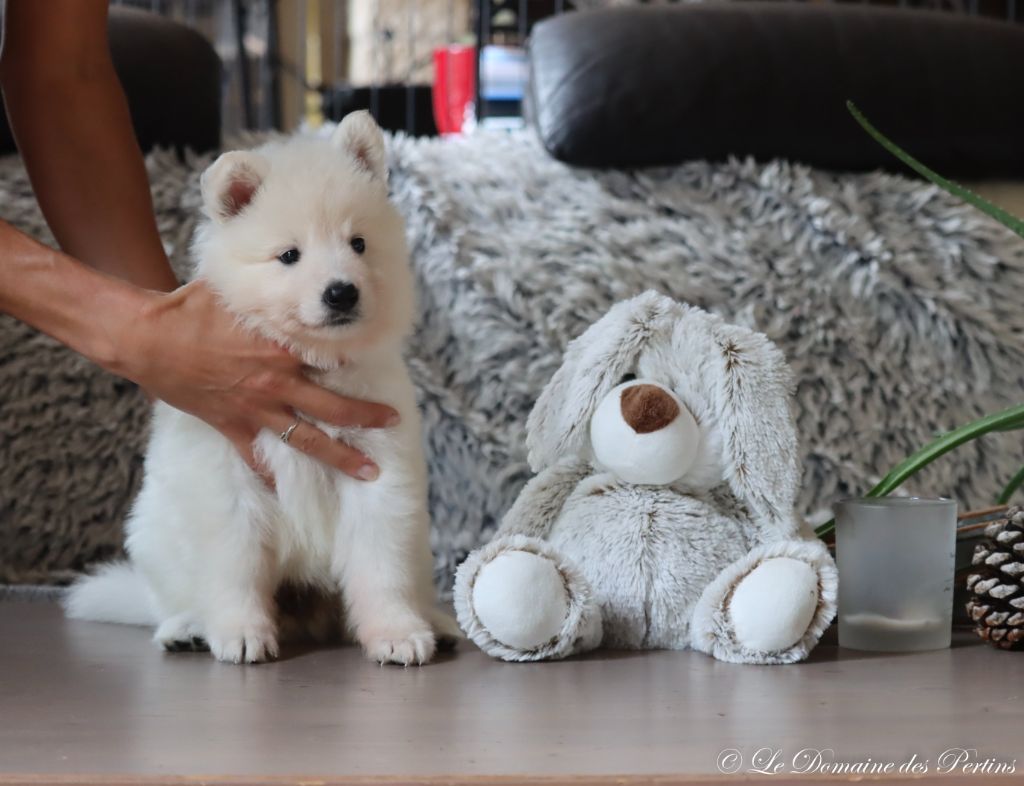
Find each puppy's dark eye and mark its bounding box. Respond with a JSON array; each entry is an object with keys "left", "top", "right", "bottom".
[
  {"left": 278, "top": 248, "right": 300, "bottom": 265},
  {"left": 350, "top": 236, "right": 366, "bottom": 254},
  {"left": 618, "top": 372, "right": 637, "bottom": 385}
]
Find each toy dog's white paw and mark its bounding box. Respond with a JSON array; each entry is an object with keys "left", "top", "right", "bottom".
[
  {"left": 729, "top": 557, "right": 819, "bottom": 653},
  {"left": 472, "top": 550, "right": 570, "bottom": 650},
  {"left": 207, "top": 614, "right": 279, "bottom": 664},
  {"left": 361, "top": 623, "right": 437, "bottom": 666}
]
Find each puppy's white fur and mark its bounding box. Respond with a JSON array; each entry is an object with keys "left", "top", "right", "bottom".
[{"left": 66, "top": 112, "right": 457, "bottom": 665}]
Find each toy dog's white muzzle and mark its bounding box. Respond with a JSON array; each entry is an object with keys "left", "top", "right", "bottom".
[{"left": 589, "top": 380, "right": 700, "bottom": 486}]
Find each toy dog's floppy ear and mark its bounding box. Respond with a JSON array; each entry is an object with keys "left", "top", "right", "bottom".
[
  {"left": 526, "top": 291, "right": 682, "bottom": 472},
  {"left": 201, "top": 151, "right": 270, "bottom": 223},
  {"left": 332, "top": 110, "right": 387, "bottom": 181},
  {"left": 704, "top": 319, "right": 801, "bottom": 537}
]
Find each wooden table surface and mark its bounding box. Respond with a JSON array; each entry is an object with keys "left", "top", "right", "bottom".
[{"left": 1, "top": 599, "right": 1021, "bottom": 785}]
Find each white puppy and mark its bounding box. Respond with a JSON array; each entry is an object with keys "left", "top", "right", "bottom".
[{"left": 65, "top": 112, "right": 456, "bottom": 665}]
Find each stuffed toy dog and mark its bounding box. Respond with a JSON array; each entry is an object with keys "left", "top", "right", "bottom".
[{"left": 454, "top": 291, "right": 837, "bottom": 664}]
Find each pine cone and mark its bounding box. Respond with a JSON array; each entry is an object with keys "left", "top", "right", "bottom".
[{"left": 966, "top": 506, "right": 1024, "bottom": 650}]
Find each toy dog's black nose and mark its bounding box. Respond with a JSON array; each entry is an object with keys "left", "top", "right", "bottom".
[{"left": 322, "top": 281, "right": 360, "bottom": 313}]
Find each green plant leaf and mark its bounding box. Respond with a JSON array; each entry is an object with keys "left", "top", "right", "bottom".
[
  {"left": 999, "top": 464, "right": 1024, "bottom": 506},
  {"left": 847, "top": 101, "right": 1024, "bottom": 240},
  {"left": 815, "top": 402, "right": 1024, "bottom": 538}
]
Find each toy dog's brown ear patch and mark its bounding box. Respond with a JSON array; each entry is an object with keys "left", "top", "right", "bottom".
[{"left": 620, "top": 384, "right": 679, "bottom": 434}]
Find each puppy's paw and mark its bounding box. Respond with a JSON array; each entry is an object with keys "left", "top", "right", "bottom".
[
  {"left": 207, "top": 616, "right": 279, "bottom": 664},
  {"left": 155, "top": 615, "right": 208, "bottom": 653},
  {"left": 427, "top": 607, "right": 462, "bottom": 652},
  {"left": 360, "top": 624, "right": 436, "bottom": 666}
]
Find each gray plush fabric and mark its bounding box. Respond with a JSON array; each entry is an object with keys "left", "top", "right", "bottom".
[
  {"left": 2, "top": 130, "right": 1023, "bottom": 589},
  {"left": 0, "top": 150, "right": 202, "bottom": 585},
  {"left": 0, "top": 584, "right": 64, "bottom": 603}
]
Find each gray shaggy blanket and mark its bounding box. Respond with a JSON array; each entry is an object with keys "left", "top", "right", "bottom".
[{"left": 2, "top": 130, "right": 1023, "bottom": 589}]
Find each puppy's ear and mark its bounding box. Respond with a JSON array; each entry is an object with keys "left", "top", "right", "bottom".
[
  {"left": 703, "top": 317, "right": 801, "bottom": 537},
  {"left": 332, "top": 110, "right": 387, "bottom": 181},
  {"left": 526, "top": 291, "right": 682, "bottom": 472},
  {"left": 200, "top": 151, "right": 269, "bottom": 223}
]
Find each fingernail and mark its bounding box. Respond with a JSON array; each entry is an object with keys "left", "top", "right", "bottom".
[
  {"left": 385, "top": 411, "right": 401, "bottom": 427},
  {"left": 357, "top": 463, "right": 380, "bottom": 481}
]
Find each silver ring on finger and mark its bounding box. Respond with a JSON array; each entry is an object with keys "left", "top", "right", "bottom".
[{"left": 280, "top": 419, "right": 300, "bottom": 445}]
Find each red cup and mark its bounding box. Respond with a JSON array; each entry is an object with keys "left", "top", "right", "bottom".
[{"left": 433, "top": 45, "right": 476, "bottom": 135}]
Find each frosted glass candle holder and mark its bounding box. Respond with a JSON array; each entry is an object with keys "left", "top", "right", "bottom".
[{"left": 836, "top": 497, "right": 957, "bottom": 652}]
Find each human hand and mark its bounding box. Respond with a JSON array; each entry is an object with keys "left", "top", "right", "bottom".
[{"left": 111, "top": 280, "right": 397, "bottom": 481}]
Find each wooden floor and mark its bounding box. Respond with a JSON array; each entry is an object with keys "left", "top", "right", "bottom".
[{"left": 1, "top": 599, "right": 1022, "bottom": 785}]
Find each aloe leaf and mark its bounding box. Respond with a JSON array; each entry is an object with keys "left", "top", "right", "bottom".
[
  {"left": 815, "top": 403, "right": 1024, "bottom": 538},
  {"left": 999, "top": 465, "right": 1024, "bottom": 506},
  {"left": 847, "top": 101, "right": 1024, "bottom": 240}
]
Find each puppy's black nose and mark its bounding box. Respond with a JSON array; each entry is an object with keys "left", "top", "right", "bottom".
[{"left": 322, "top": 281, "right": 360, "bottom": 313}]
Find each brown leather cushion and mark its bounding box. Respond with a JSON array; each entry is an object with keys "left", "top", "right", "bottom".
[{"left": 527, "top": 3, "right": 1024, "bottom": 175}]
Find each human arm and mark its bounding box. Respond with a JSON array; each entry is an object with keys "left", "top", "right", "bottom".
[
  {"left": 0, "top": 0, "right": 177, "bottom": 291},
  {"left": 0, "top": 1, "right": 397, "bottom": 480},
  {"left": 0, "top": 222, "right": 396, "bottom": 480}
]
